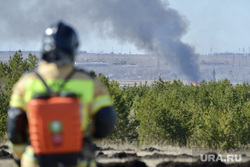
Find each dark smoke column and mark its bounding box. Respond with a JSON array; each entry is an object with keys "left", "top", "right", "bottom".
[
  {"left": 0, "top": 0, "right": 200, "bottom": 81},
  {"left": 81, "top": 0, "right": 200, "bottom": 82}
]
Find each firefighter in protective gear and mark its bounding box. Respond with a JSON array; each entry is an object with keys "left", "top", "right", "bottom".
[{"left": 7, "top": 22, "right": 116, "bottom": 167}]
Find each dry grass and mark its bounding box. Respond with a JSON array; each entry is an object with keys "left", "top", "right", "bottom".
[
  {"left": 1, "top": 139, "right": 250, "bottom": 167},
  {"left": 95, "top": 139, "right": 250, "bottom": 157}
]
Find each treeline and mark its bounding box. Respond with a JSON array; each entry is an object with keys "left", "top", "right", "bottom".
[
  {"left": 98, "top": 73, "right": 250, "bottom": 150},
  {"left": 0, "top": 50, "right": 38, "bottom": 138},
  {"left": 0, "top": 51, "right": 249, "bottom": 150}
]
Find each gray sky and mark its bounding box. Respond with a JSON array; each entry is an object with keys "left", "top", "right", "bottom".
[
  {"left": 0, "top": 0, "right": 249, "bottom": 54},
  {"left": 168, "top": 0, "right": 250, "bottom": 54}
]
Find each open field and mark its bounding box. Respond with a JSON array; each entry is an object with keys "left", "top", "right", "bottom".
[
  {"left": 75, "top": 52, "right": 250, "bottom": 83},
  {"left": 1, "top": 51, "right": 250, "bottom": 83}
]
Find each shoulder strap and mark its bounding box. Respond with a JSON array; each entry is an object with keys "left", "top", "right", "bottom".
[
  {"left": 35, "top": 71, "right": 53, "bottom": 95},
  {"left": 57, "top": 69, "right": 76, "bottom": 92},
  {"left": 35, "top": 69, "right": 76, "bottom": 95}
]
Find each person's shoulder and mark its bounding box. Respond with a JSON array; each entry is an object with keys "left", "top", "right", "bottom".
[
  {"left": 12, "top": 70, "right": 38, "bottom": 95},
  {"left": 17, "top": 71, "right": 37, "bottom": 81}
]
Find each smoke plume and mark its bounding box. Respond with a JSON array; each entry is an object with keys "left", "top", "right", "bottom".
[{"left": 0, "top": 0, "right": 200, "bottom": 81}]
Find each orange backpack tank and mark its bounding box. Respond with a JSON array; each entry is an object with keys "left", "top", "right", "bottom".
[{"left": 28, "top": 71, "right": 83, "bottom": 155}]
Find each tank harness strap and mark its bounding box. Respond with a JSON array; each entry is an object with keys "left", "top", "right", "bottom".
[{"left": 34, "top": 69, "right": 76, "bottom": 95}]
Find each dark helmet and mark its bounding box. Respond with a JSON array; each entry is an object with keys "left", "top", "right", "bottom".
[{"left": 41, "top": 22, "right": 79, "bottom": 65}]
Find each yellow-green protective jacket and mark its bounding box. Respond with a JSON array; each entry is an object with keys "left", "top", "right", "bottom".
[{"left": 7, "top": 61, "right": 115, "bottom": 161}]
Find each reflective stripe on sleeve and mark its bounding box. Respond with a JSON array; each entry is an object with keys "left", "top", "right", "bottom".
[
  {"left": 91, "top": 95, "right": 113, "bottom": 115},
  {"left": 81, "top": 103, "right": 89, "bottom": 131},
  {"left": 9, "top": 95, "right": 27, "bottom": 111},
  {"left": 22, "top": 146, "right": 37, "bottom": 162}
]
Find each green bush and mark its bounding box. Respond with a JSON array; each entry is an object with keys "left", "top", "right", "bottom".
[
  {"left": 99, "top": 76, "right": 250, "bottom": 149},
  {"left": 0, "top": 51, "right": 38, "bottom": 139}
]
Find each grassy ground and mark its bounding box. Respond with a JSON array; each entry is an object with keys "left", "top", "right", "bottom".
[{"left": 95, "top": 140, "right": 250, "bottom": 166}]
